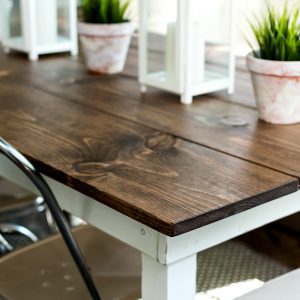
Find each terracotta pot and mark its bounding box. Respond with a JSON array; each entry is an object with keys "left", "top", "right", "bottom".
[
  {"left": 247, "top": 52, "right": 300, "bottom": 125},
  {"left": 78, "top": 22, "right": 134, "bottom": 74}
]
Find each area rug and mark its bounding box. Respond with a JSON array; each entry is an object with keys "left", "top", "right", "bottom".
[{"left": 196, "top": 240, "right": 291, "bottom": 299}]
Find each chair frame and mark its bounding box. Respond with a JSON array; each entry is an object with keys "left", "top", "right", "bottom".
[
  {"left": 0, "top": 232, "right": 13, "bottom": 253},
  {"left": 0, "top": 137, "right": 101, "bottom": 300},
  {"left": 0, "top": 222, "right": 38, "bottom": 254}
]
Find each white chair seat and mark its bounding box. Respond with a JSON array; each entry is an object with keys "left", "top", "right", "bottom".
[{"left": 235, "top": 268, "right": 300, "bottom": 300}]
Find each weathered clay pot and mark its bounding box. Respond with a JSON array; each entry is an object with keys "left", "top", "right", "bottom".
[
  {"left": 247, "top": 52, "right": 300, "bottom": 124},
  {"left": 78, "top": 22, "right": 134, "bottom": 74}
]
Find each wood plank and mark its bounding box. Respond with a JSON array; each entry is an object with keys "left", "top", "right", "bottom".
[
  {"left": 0, "top": 82, "right": 297, "bottom": 236},
  {"left": 1, "top": 50, "right": 300, "bottom": 178},
  {"left": 0, "top": 45, "right": 255, "bottom": 107}
]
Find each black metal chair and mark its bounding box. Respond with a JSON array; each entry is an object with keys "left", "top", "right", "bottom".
[{"left": 0, "top": 137, "right": 141, "bottom": 300}]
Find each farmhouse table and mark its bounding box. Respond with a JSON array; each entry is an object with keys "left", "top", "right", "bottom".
[{"left": 1, "top": 47, "right": 300, "bottom": 300}]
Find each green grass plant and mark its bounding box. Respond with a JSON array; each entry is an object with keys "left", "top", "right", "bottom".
[
  {"left": 248, "top": 1, "right": 300, "bottom": 61},
  {"left": 82, "top": 0, "right": 130, "bottom": 24}
]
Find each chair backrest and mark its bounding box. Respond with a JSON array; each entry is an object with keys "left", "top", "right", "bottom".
[{"left": 0, "top": 137, "right": 101, "bottom": 300}]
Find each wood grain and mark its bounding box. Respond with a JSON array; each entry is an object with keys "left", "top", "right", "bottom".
[
  {"left": 0, "top": 81, "right": 297, "bottom": 236},
  {"left": 2, "top": 50, "right": 298, "bottom": 178}
]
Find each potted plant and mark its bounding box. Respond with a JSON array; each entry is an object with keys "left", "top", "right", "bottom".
[
  {"left": 78, "top": 0, "right": 134, "bottom": 74},
  {"left": 246, "top": 2, "right": 300, "bottom": 124}
]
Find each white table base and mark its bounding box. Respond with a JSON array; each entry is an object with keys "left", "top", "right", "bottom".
[{"left": 1, "top": 154, "right": 300, "bottom": 300}]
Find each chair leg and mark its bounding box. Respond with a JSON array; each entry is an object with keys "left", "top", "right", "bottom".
[{"left": 0, "top": 223, "right": 38, "bottom": 242}]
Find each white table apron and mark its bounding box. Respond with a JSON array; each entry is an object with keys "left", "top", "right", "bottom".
[{"left": 1, "top": 154, "right": 300, "bottom": 300}]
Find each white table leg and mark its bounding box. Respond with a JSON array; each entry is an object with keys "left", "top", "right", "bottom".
[{"left": 142, "top": 253, "right": 196, "bottom": 300}]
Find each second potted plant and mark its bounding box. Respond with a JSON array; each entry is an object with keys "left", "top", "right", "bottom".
[
  {"left": 247, "top": 2, "right": 300, "bottom": 125},
  {"left": 78, "top": 0, "right": 134, "bottom": 74}
]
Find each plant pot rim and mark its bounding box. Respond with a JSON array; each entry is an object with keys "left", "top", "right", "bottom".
[
  {"left": 247, "top": 51, "right": 300, "bottom": 64},
  {"left": 247, "top": 51, "right": 300, "bottom": 77},
  {"left": 78, "top": 21, "right": 135, "bottom": 37}
]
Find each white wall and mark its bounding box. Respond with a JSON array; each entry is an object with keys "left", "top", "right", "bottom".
[
  {"left": 1, "top": 0, "right": 298, "bottom": 49},
  {"left": 131, "top": 0, "right": 300, "bottom": 51}
]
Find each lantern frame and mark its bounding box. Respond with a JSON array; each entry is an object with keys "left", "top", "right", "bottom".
[
  {"left": 1, "top": 0, "right": 78, "bottom": 61},
  {"left": 138, "top": 0, "right": 236, "bottom": 104}
]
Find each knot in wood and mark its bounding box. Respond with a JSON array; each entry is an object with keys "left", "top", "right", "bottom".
[{"left": 145, "top": 133, "right": 176, "bottom": 150}]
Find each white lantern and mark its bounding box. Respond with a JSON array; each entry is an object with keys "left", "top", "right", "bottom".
[
  {"left": 0, "top": 1, "right": 2, "bottom": 42},
  {"left": 1, "top": 0, "right": 78, "bottom": 60},
  {"left": 138, "top": 0, "right": 236, "bottom": 104}
]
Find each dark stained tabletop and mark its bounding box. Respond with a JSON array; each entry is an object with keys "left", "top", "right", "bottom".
[{"left": 0, "top": 46, "right": 299, "bottom": 236}]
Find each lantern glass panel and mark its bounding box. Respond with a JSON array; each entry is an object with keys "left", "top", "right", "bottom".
[
  {"left": 57, "top": 0, "right": 71, "bottom": 41},
  {"left": 145, "top": 0, "right": 178, "bottom": 87},
  {"left": 2, "top": 0, "right": 26, "bottom": 49}
]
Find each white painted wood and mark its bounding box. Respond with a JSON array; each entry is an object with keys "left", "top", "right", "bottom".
[
  {"left": 1, "top": 0, "right": 77, "bottom": 60},
  {"left": 28, "top": 52, "right": 38, "bottom": 61},
  {"left": 228, "top": 0, "right": 236, "bottom": 94},
  {"left": 145, "top": 70, "right": 229, "bottom": 95},
  {"left": 235, "top": 268, "right": 300, "bottom": 300},
  {"left": 191, "top": 78, "right": 230, "bottom": 95},
  {"left": 35, "top": 0, "right": 57, "bottom": 45},
  {"left": 181, "top": 0, "right": 193, "bottom": 104},
  {"left": 138, "top": 0, "right": 236, "bottom": 104},
  {"left": 142, "top": 253, "right": 197, "bottom": 300},
  {"left": 138, "top": 0, "right": 148, "bottom": 89},
  {"left": 142, "top": 73, "right": 182, "bottom": 93},
  {"left": 158, "top": 190, "right": 300, "bottom": 264},
  {"left": 181, "top": 92, "right": 193, "bottom": 105},
  {"left": 176, "top": 0, "right": 185, "bottom": 93},
  {"left": 27, "top": 0, "right": 38, "bottom": 61},
  {"left": 3, "top": 38, "right": 73, "bottom": 54},
  {"left": 33, "top": 40, "right": 74, "bottom": 54},
  {"left": 21, "top": 0, "right": 30, "bottom": 51},
  {"left": 69, "top": 0, "right": 78, "bottom": 56},
  {"left": 140, "top": 84, "right": 147, "bottom": 93}
]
